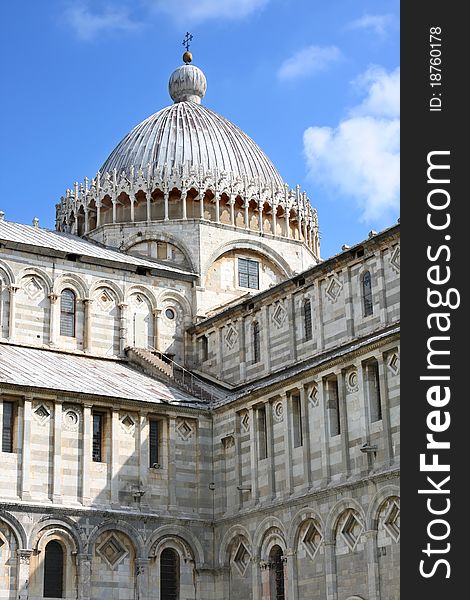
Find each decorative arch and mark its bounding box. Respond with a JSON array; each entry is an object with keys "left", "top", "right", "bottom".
[
  {"left": 145, "top": 525, "right": 205, "bottom": 568},
  {"left": 253, "top": 516, "right": 287, "bottom": 558},
  {"left": 0, "top": 511, "right": 27, "bottom": 548},
  {"left": 125, "top": 284, "right": 158, "bottom": 310},
  {"left": 218, "top": 524, "right": 253, "bottom": 567},
  {"left": 366, "top": 485, "right": 400, "bottom": 530},
  {"left": 287, "top": 507, "right": 324, "bottom": 549},
  {"left": 53, "top": 273, "right": 89, "bottom": 299},
  {"left": 0, "top": 259, "right": 15, "bottom": 285},
  {"left": 156, "top": 289, "right": 193, "bottom": 318},
  {"left": 326, "top": 498, "right": 366, "bottom": 544},
  {"left": 89, "top": 279, "right": 124, "bottom": 304},
  {"left": 86, "top": 520, "right": 145, "bottom": 559},
  {"left": 202, "top": 239, "right": 293, "bottom": 281},
  {"left": 29, "top": 515, "right": 84, "bottom": 554},
  {"left": 17, "top": 266, "right": 53, "bottom": 294},
  {"left": 122, "top": 231, "right": 197, "bottom": 273}
]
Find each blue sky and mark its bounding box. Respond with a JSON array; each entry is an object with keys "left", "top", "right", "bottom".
[{"left": 0, "top": 0, "right": 399, "bottom": 259}]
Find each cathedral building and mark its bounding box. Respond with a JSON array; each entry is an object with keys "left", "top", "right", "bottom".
[{"left": 0, "top": 51, "right": 399, "bottom": 600}]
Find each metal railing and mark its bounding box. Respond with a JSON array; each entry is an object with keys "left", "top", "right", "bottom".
[{"left": 142, "top": 347, "right": 215, "bottom": 403}]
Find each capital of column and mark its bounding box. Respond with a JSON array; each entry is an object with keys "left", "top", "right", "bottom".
[
  {"left": 9, "top": 284, "right": 19, "bottom": 293},
  {"left": 48, "top": 292, "right": 58, "bottom": 303},
  {"left": 17, "top": 549, "right": 34, "bottom": 564}
]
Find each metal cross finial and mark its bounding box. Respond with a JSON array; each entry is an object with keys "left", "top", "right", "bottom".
[{"left": 182, "top": 32, "right": 193, "bottom": 52}]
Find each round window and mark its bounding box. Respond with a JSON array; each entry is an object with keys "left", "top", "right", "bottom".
[{"left": 165, "top": 308, "right": 176, "bottom": 320}]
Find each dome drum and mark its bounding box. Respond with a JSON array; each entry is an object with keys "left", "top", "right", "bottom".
[{"left": 56, "top": 167, "right": 319, "bottom": 257}]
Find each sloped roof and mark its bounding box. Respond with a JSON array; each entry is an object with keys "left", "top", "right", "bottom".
[{"left": 0, "top": 343, "right": 205, "bottom": 407}]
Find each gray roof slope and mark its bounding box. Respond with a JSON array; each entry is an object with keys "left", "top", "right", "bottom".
[
  {"left": 0, "top": 343, "right": 203, "bottom": 407},
  {"left": 0, "top": 220, "right": 194, "bottom": 276}
]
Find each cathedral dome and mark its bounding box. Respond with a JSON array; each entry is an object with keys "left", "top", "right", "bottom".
[{"left": 100, "top": 62, "right": 284, "bottom": 187}]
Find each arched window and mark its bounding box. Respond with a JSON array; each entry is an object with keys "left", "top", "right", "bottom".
[
  {"left": 43, "top": 540, "right": 64, "bottom": 598},
  {"left": 253, "top": 322, "right": 261, "bottom": 364},
  {"left": 362, "top": 271, "right": 373, "bottom": 316},
  {"left": 160, "top": 548, "right": 179, "bottom": 600},
  {"left": 303, "top": 299, "right": 312, "bottom": 341},
  {"left": 60, "top": 289, "right": 76, "bottom": 337},
  {"left": 269, "top": 545, "right": 285, "bottom": 600}
]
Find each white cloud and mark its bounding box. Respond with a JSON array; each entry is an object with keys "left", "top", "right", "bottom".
[
  {"left": 278, "top": 45, "right": 341, "bottom": 81},
  {"left": 145, "top": 0, "right": 270, "bottom": 23},
  {"left": 303, "top": 66, "right": 400, "bottom": 223},
  {"left": 64, "top": 2, "right": 141, "bottom": 41},
  {"left": 348, "top": 14, "right": 395, "bottom": 37}
]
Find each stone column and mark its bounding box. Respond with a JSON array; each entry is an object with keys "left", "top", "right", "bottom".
[
  {"left": 259, "top": 560, "right": 270, "bottom": 600},
  {"left": 297, "top": 215, "right": 302, "bottom": 240},
  {"left": 77, "top": 553, "right": 92, "bottom": 600},
  {"left": 344, "top": 267, "right": 355, "bottom": 340},
  {"left": 138, "top": 412, "right": 149, "bottom": 507},
  {"left": 16, "top": 549, "right": 33, "bottom": 600},
  {"left": 130, "top": 197, "right": 135, "bottom": 222},
  {"left": 377, "top": 353, "right": 394, "bottom": 465},
  {"left": 261, "top": 305, "right": 271, "bottom": 373},
  {"left": 337, "top": 369, "right": 350, "bottom": 478},
  {"left": 300, "top": 385, "right": 312, "bottom": 490},
  {"left": 48, "top": 292, "right": 58, "bottom": 346},
  {"left": 146, "top": 192, "right": 151, "bottom": 222},
  {"left": 110, "top": 408, "right": 120, "bottom": 506},
  {"left": 266, "top": 400, "right": 276, "bottom": 500},
  {"left": 314, "top": 279, "right": 324, "bottom": 352},
  {"left": 356, "top": 362, "right": 372, "bottom": 473},
  {"left": 153, "top": 309, "right": 162, "bottom": 351},
  {"left": 81, "top": 404, "right": 92, "bottom": 505},
  {"left": 167, "top": 416, "right": 177, "bottom": 511},
  {"left": 163, "top": 192, "right": 170, "bottom": 221},
  {"left": 235, "top": 420, "right": 242, "bottom": 511},
  {"left": 285, "top": 209, "right": 290, "bottom": 238},
  {"left": 377, "top": 251, "right": 388, "bottom": 326},
  {"left": 181, "top": 191, "right": 187, "bottom": 220},
  {"left": 136, "top": 558, "right": 150, "bottom": 600},
  {"left": 215, "top": 192, "right": 220, "bottom": 223},
  {"left": 52, "top": 400, "right": 63, "bottom": 503},
  {"left": 112, "top": 200, "right": 117, "bottom": 223},
  {"left": 288, "top": 295, "right": 297, "bottom": 363},
  {"left": 249, "top": 406, "right": 259, "bottom": 505},
  {"left": 84, "top": 209, "right": 89, "bottom": 234},
  {"left": 118, "top": 302, "right": 128, "bottom": 355},
  {"left": 283, "top": 393, "right": 294, "bottom": 496},
  {"left": 365, "top": 530, "right": 380, "bottom": 600},
  {"left": 284, "top": 549, "right": 298, "bottom": 600},
  {"left": 8, "top": 284, "right": 18, "bottom": 341},
  {"left": 258, "top": 201, "right": 263, "bottom": 232},
  {"left": 244, "top": 201, "right": 250, "bottom": 230},
  {"left": 96, "top": 202, "right": 101, "bottom": 228},
  {"left": 319, "top": 379, "right": 331, "bottom": 485},
  {"left": 272, "top": 204, "right": 277, "bottom": 236},
  {"left": 324, "top": 541, "right": 338, "bottom": 600},
  {"left": 199, "top": 191, "right": 205, "bottom": 219},
  {"left": 229, "top": 194, "right": 236, "bottom": 226},
  {"left": 83, "top": 298, "right": 93, "bottom": 352},
  {"left": 20, "top": 396, "right": 32, "bottom": 501}
]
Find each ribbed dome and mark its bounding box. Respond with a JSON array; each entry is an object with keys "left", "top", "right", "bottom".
[{"left": 100, "top": 101, "right": 284, "bottom": 187}]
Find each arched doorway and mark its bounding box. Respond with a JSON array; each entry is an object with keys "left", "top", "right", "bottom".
[{"left": 269, "top": 545, "right": 285, "bottom": 600}]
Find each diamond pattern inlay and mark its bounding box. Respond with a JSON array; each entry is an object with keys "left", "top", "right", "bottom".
[
  {"left": 301, "top": 521, "right": 323, "bottom": 560},
  {"left": 233, "top": 541, "right": 251, "bottom": 576},
  {"left": 326, "top": 275, "right": 343, "bottom": 302},
  {"left": 97, "top": 534, "right": 128, "bottom": 569},
  {"left": 340, "top": 511, "right": 364, "bottom": 552},
  {"left": 384, "top": 500, "right": 400, "bottom": 542}
]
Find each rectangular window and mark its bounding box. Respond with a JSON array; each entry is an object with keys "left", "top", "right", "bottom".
[
  {"left": 327, "top": 378, "right": 341, "bottom": 437},
  {"left": 253, "top": 322, "right": 261, "bottom": 364},
  {"left": 2, "top": 401, "right": 14, "bottom": 453},
  {"left": 157, "top": 242, "right": 167, "bottom": 260},
  {"left": 258, "top": 406, "right": 268, "bottom": 460},
  {"left": 199, "top": 335, "right": 208, "bottom": 362},
  {"left": 238, "top": 258, "right": 259, "bottom": 290},
  {"left": 149, "top": 419, "right": 160, "bottom": 467},
  {"left": 292, "top": 394, "right": 303, "bottom": 447},
  {"left": 367, "top": 360, "right": 382, "bottom": 422},
  {"left": 92, "top": 412, "right": 104, "bottom": 462}
]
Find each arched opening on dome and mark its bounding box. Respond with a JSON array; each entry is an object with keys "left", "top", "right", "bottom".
[
  {"left": 204, "top": 189, "right": 215, "bottom": 221},
  {"left": 151, "top": 188, "right": 164, "bottom": 220},
  {"left": 100, "top": 195, "right": 113, "bottom": 225},
  {"left": 262, "top": 201, "right": 272, "bottom": 234},
  {"left": 77, "top": 206, "right": 86, "bottom": 236},
  {"left": 248, "top": 199, "right": 259, "bottom": 231},
  {"left": 275, "top": 205, "right": 286, "bottom": 237},
  {"left": 219, "top": 193, "right": 231, "bottom": 224},
  {"left": 68, "top": 211, "right": 76, "bottom": 234},
  {"left": 234, "top": 196, "right": 245, "bottom": 228},
  {"left": 116, "top": 192, "right": 131, "bottom": 223},
  {"left": 186, "top": 189, "right": 197, "bottom": 220},
  {"left": 289, "top": 208, "right": 298, "bottom": 239},
  {"left": 169, "top": 188, "right": 182, "bottom": 220},
  {"left": 88, "top": 199, "right": 97, "bottom": 231},
  {"left": 134, "top": 190, "right": 148, "bottom": 222}
]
